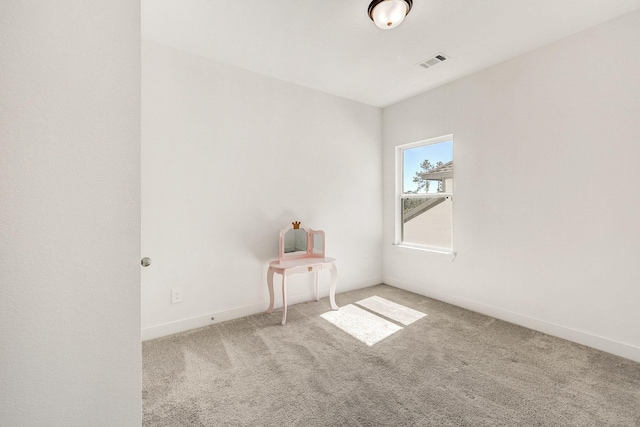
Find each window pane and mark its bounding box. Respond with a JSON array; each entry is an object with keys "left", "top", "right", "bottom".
[
  {"left": 402, "top": 197, "right": 452, "bottom": 249},
  {"left": 403, "top": 140, "right": 453, "bottom": 194}
]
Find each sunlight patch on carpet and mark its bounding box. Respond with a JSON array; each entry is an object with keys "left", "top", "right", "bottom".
[
  {"left": 320, "top": 304, "right": 402, "bottom": 346},
  {"left": 356, "top": 296, "right": 427, "bottom": 326}
]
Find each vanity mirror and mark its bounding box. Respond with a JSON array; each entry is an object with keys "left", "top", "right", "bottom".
[
  {"left": 268, "top": 221, "right": 337, "bottom": 325},
  {"left": 311, "top": 231, "right": 325, "bottom": 256},
  {"left": 278, "top": 221, "right": 325, "bottom": 262}
]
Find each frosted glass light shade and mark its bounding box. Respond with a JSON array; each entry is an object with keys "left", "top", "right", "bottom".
[{"left": 369, "top": 0, "right": 412, "bottom": 30}]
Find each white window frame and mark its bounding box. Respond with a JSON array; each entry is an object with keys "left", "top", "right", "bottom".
[{"left": 395, "top": 134, "right": 454, "bottom": 254}]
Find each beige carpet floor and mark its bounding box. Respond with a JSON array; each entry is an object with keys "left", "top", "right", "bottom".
[{"left": 143, "top": 284, "right": 640, "bottom": 426}]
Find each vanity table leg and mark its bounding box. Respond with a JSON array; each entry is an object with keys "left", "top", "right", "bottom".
[
  {"left": 281, "top": 273, "right": 288, "bottom": 325},
  {"left": 266, "top": 267, "right": 275, "bottom": 313},
  {"left": 329, "top": 263, "right": 338, "bottom": 310},
  {"left": 314, "top": 271, "right": 319, "bottom": 302}
]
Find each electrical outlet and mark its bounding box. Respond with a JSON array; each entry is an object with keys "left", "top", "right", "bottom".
[{"left": 171, "top": 288, "right": 182, "bottom": 304}]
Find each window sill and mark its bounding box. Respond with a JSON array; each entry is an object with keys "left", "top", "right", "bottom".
[{"left": 391, "top": 243, "right": 457, "bottom": 261}]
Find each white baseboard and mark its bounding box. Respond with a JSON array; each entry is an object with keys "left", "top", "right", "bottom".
[
  {"left": 141, "top": 279, "right": 379, "bottom": 341},
  {"left": 141, "top": 302, "right": 263, "bottom": 341},
  {"left": 384, "top": 276, "right": 640, "bottom": 363}
]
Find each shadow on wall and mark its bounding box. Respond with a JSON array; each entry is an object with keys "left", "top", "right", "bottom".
[{"left": 239, "top": 210, "right": 304, "bottom": 262}]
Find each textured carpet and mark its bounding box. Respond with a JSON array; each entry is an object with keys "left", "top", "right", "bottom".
[{"left": 142, "top": 285, "right": 640, "bottom": 426}]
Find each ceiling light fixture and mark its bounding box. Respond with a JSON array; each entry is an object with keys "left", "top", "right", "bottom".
[{"left": 368, "top": 0, "right": 413, "bottom": 30}]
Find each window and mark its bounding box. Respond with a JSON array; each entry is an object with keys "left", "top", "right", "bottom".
[{"left": 396, "top": 135, "right": 453, "bottom": 251}]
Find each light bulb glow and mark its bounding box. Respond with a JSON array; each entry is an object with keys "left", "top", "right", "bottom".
[{"left": 371, "top": 0, "right": 409, "bottom": 30}]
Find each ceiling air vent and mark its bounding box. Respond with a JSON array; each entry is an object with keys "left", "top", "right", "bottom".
[{"left": 418, "top": 53, "right": 450, "bottom": 70}]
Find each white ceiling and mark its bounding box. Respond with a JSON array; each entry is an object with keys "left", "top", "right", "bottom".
[{"left": 142, "top": 0, "right": 640, "bottom": 108}]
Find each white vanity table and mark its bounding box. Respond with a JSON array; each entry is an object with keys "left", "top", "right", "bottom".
[{"left": 266, "top": 222, "right": 338, "bottom": 325}]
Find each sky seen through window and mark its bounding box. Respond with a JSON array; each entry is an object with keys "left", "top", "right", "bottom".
[{"left": 403, "top": 140, "right": 453, "bottom": 193}]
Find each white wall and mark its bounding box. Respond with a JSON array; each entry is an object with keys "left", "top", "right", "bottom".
[
  {"left": 0, "top": 2, "right": 141, "bottom": 426},
  {"left": 141, "top": 41, "right": 382, "bottom": 339},
  {"left": 382, "top": 10, "right": 640, "bottom": 362}
]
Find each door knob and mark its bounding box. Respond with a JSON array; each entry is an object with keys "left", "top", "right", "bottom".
[{"left": 141, "top": 257, "right": 151, "bottom": 267}]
